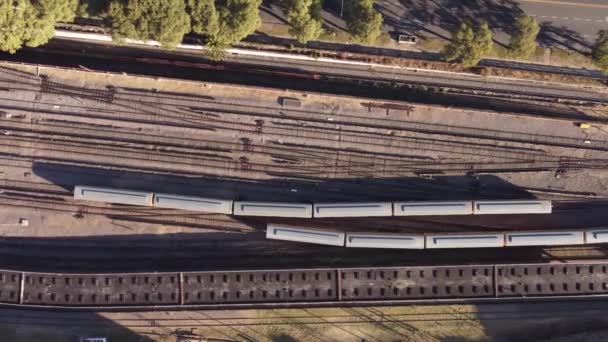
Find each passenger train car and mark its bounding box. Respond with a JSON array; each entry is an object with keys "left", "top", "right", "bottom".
[
  {"left": 266, "top": 224, "right": 608, "bottom": 250},
  {"left": 73, "top": 185, "right": 552, "bottom": 218}
]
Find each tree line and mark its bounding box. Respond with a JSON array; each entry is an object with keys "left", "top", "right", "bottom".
[
  {"left": 443, "top": 14, "right": 608, "bottom": 74},
  {"left": 0, "top": 0, "right": 383, "bottom": 56},
  {"left": 0, "top": 1, "right": 606, "bottom": 73}
]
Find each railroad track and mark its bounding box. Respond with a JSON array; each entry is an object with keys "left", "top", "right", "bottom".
[{"left": 0, "top": 262, "right": 607, "bottom": 309}]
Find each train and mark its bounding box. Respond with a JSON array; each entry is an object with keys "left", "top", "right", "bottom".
[
  {"left": 266, "top": 224, "right": 608, "bottom": 249},
  {"left": 74, "top": 185, "right": 552, "bottom": 218}
]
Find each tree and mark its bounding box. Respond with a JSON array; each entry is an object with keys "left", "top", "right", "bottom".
[
  {"left": 346, "top": 0, "right": 383, "bottom": 45},
  {"left": 0, "top": 0, "right": 78, "bottom": 53},
  {"left": 108, "top": 0, "right": 191, "bottom": 49},
  {"left": 508, "top": 14, "right": 540, "bottom": 58},
  {"left": 188, "top": 0, "right": 219, "bottom": 37},
  {"left": 592, "top": 30, "right": 608, "bottom": 74},
  {"left": 443, "top": 20, "right": 493, "bottom": 67},
  {"left": 212, "top": 0, "right": 262, "bottom": 46},
  {"left": 286, "top": 0, "right": 323, "bottom": 44}
]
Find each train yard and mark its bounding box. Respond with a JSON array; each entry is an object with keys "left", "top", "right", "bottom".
[{"left": 0, "top": 45, "right": 607, "bottom": 318}]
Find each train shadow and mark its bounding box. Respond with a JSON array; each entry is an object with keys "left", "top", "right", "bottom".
[
  {"left": 0, "top": 308, "right": 157, "bottom": 342},
  {"left": 32, "top": 161, "right": 534, "bottom": 203}
]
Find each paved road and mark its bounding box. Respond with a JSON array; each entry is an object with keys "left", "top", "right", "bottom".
[{"left": 375, "top": 0, "right": 607, "bottom": 46}]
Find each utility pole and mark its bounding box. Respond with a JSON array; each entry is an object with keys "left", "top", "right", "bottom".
[{"left": 340, "top": 0, "right": 344, "bottom": 18}]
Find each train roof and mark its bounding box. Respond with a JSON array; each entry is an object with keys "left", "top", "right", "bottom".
[
  {"left": 393, "top": 201, "right": 472, "bottom": 216},
  {"left": 234, "top": 201, "right": 313, "bottom": 218},
  {"left": 73, "top": 185, "right": 153, "bottom": 206},
  {"left": 154, "top": 193, "right": 233, "bottom": 214},
  {"left": 425, "top": 233, "right": 504, "bottom": 249},
  {"left": 266, "top": 224, "right": 345, "bottom": 246},
  {"left": 345, "top": 233, "right": 425, "bottom": 249},
  {"left": 473, "top": 200, "right": 552, "bottom": 215},
  {"left": 505, "top": 231, "right": 584, "bottom": 246},
  {"left": 313, "top": 202, "right": 392, "bottom": 218}
]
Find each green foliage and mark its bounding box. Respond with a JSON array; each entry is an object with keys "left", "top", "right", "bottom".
[
  {"left": 346, "top": 0, "right": 383, "bottom": 45},
  {"left": 188, "top": 0, "right": 219, "bottom": 37},
  {"left": 0, "top": 0, "right": 78, "bottom": 53},
  {"left": 287, "top": 0, "right": 323, "bottom": 44},
  {"left": 108, "top": 0, "right": 191, "bottom": 49},
  {"left": 508, "top": 14, "right": 540, "bottom": 58},
  {"left": 443, "top": 20, "right": 493, "bottom": 67},
  {"left": 212, "top": 0, "right": 262, "bottom": 46},
  {"left": 592, "top": 30, "right": 608, "bottom": 74}
]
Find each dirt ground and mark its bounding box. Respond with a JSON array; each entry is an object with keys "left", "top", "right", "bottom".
[{"left": 2, "top": 300, "right": 608, "bottom": 342}]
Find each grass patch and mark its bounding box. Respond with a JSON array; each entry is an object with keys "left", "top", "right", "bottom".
[{"left": 416, "top": 36, "right": 448, "bottom": 52}]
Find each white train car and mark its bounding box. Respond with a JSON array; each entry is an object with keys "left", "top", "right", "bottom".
[
  {"left": 313, "top": 202, "right": 393, "bottom": 218},
  {"left": 153, "top": 193, "right": 233, "bottom": 214},
  {"left": 393, "top": 201, "right": 472, "bottom": 216},
  {"left": 585, "top": 228, "right": 608, "bottom": 244},
  {"left": 233, "top": 201, "right": 313, "bottom": 218},
  {"left": 345, "top": 233, "right": 425, "bottom": 249},
  {"left": 266, "top": 224, "right": 345, "bottom": 246},
  {"left": 425, "top": 233, "right": 505, "bottom": 249},
  {"left": 505, "top": 231, "right": 585, "bottom": 247},
  {"left": 473, "top": 200, "right": 552, "bottom": 215},
  {"left": 73, "top": 185, "right": 153, "bottom": 206}
]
